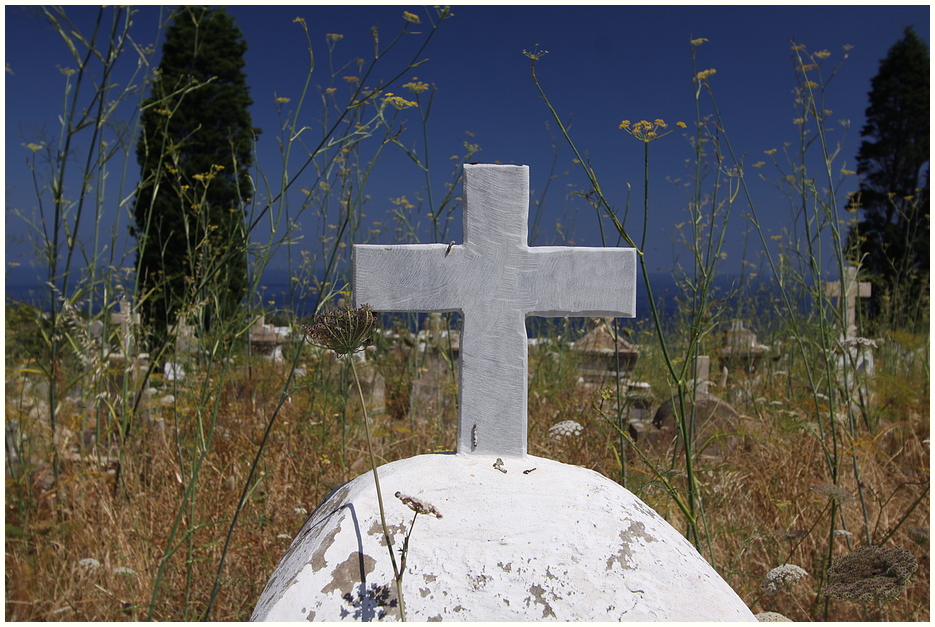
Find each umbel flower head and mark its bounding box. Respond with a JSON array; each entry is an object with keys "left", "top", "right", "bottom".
[
  {"left": 763, "top": 563, "right": 808, "bottom": 594},
  {"left": 823, "top": 545, "right": 918, "bottom": 604},
  {"left": 302, "top": 304, "right": 377, "bottom": 355}
]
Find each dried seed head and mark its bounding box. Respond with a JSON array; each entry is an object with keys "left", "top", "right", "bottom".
[
  {"left": 823, "top": 545, "right": 918, "bottom": 604},
  {"left": 302, "top": 304, "right": 376, "bottom": 355},
  {"left": 394, "top": 491, "right": 442, "bottom": 518},
  {"left": 812, "top": 482, "right": 855, "bottom": 505}
]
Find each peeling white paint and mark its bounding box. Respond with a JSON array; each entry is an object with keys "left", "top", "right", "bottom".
[{"left": 252, "top": 453, "right": 756, "bottom": 621}]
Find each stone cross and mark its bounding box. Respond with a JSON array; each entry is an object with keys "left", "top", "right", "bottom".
[
  {"left": 824, "top": 265, "right": 871, "bottom": 338},
  {"left": 354, "top": 164, "right": 636, "bottom": 457}
]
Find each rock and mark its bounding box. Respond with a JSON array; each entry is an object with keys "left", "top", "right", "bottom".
[{"left": 756, "top": 611, "right": 793, "bottom": 621}]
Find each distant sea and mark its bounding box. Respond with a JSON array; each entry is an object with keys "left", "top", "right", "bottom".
[{"left": 5, "top": 265, "right": 762, "bottom": 332}]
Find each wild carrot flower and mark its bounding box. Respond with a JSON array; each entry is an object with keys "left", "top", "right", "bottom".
[
  {"left": 763, "top": 563, "right": 808, "bottom": 594},
  {"left": 823, "top": 545, "right": 918, "bottom": 603},
  {"left": 302, "top": 305, "right": 376, "bottom": 355},
  {"left": 549, "top": 420, "right": 584, "bottom": 439}
]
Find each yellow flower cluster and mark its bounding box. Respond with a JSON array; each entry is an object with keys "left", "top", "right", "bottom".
[
  {"left": 403, "top": 78, "right": 430, "bottom": 94},
  {"left": 403, "top": 11, "right": 420, "bottom": 23},
  {"left": 694, "top": 68, "right": 716, "bottom": 82},
  {"left": 193, "top": 164, "right": 225, "bottom": 182},
  {"left": 326, "top": 33, "right": 343, "bottom": 42},
  {"left": 618, "top": 119, "right": 685, "bottom": 142},
  {"left": 383, "top": 93, "right": 417, "bottom": 109}
]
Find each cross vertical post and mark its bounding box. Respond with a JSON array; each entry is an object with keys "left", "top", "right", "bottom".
[{"left": 354, "top": 164, "right": 637, "bottom": 458}]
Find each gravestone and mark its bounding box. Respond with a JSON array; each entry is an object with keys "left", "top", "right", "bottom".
[
  {"left": 650, "top": 355, "right": 743, "bottom": 459},
  {"left": 252, "top": 165, "right": 755, "bottom": 621},
  {"left": 824, "top": 266, "right": 876, "bottom": 395},
  {"left": 250, "top": 315, "right": 290, "bottom": 361},
  {"left": 571, "top": 316, "right": 640, "bottom": 387},
  {"left": 105, "top": 298, "right": 150, "bottom": 419},
  {"left": 716, "top": 320, "right": 770, "bottom": 374},
  {"left": 824, "top": 265, "right": 871, "bottom": 340}
]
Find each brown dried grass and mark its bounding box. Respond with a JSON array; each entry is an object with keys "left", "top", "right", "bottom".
[{"left": 5, "top": 332, "right": 929, "bottom": 621}]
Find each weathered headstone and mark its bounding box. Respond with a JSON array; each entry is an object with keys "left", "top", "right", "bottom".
[
  {"left": 716, "top": 320, "right": 770, "bottom": 374},
  {"left": 249, "top": 315, "right": 290, "bottom": 361},
  {"left": 172, "top": 321, "right": 199, "bottom": 356},
  {"left": 252, "top": 165, "right": 755, "bottom": 621},
  {"left": 572, "top": 316, "right": 640, "bottom": 387}
]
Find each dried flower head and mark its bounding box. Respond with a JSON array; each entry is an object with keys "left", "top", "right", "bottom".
[
  {"left": 302, "top": 304, "right": 376, "bottom": 355},
  {"left": 395, "top": 491, "right": 442, "bottom": 518},
  {"left": 812, "top": 482, "right": 855, "bottom": 505},
  {"left": 549, "top": 420, "right": 584, "bottom": 439},
  {"left": 763, "top": 563, "right": 808, "bottom": 594},
  {"left": 823, "top": 545, "right": 918, "bottom": 604}
]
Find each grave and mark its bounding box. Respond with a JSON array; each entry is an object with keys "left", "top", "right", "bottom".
[
  {"left": 716, "top": 320, "right": 770, "bottom": 374},
  {"left": 824, "top": 265, "right": 876, "bottom": 396},
  {"left": 249, "top": 315, "right": 290, "bottom": 361},
  {"left": 252, "top": 164, "right": 755, "bottom": 621},
  {"left": 571, "top": 316, "right": 640, "bottom": 386},
  {"left": 649, "top": 356, "right": 743, "bottom": 459},
  {"left": 824, "top": 265, "right": 872, "bottom": 340},
  {"left": 104, "top": 298, "right": 150, "bottom": 417},
  {"left": 172, "top": 321, "right": 199, "bottom": 356}
]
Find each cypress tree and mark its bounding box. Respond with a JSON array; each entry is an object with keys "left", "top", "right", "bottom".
[
  {"left": 133, "top": 6, "right": 259, "bottom": 345},
  {"left": 846, "top": 26, "right": 929, "bottom": 330}
]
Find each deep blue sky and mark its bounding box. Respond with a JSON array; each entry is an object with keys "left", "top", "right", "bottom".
[{"left": 5, "top": 4, "right": 930, "bottom": 298}]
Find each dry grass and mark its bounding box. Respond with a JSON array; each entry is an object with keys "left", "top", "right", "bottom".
[{"left": 5, "top": 317, "right": 929, "bottom": 621}]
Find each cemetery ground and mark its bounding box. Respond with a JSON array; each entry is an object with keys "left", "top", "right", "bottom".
[{"left": 4, "top": 302, "right": 928, "bottom": 622}]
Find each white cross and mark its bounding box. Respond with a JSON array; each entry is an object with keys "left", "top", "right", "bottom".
[
  {"left": 824, "top": 265, "right": 871, "bottom": 338},
  {"left": 353, "top": 164, "right": 636, "bottom": 458}
]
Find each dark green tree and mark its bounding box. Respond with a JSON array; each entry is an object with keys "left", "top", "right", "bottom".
[
  {"left": 133, "top": 6, "right": 259, "bottom": 346},
  {"left": 846, "top": 26, "right": 929, "bottom": 330}
]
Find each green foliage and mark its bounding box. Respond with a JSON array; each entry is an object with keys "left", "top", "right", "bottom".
[
  {"left": 133, "top": 6, "right": 260, "bottom": 345},
  {"left": 847, "top": 27, "right": 930, "bottom": 331},
  {"left": 5, "top": 300, "right": 49, "bottom": 363}
]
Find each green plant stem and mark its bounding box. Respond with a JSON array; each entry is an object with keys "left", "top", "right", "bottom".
[{"left": 349, "top": 356, "right": 406, "bottom": 621}]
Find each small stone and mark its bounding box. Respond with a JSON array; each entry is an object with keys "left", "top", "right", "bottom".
[{"left": 756, "top": 611, "right": 792, "bottom": 622}]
